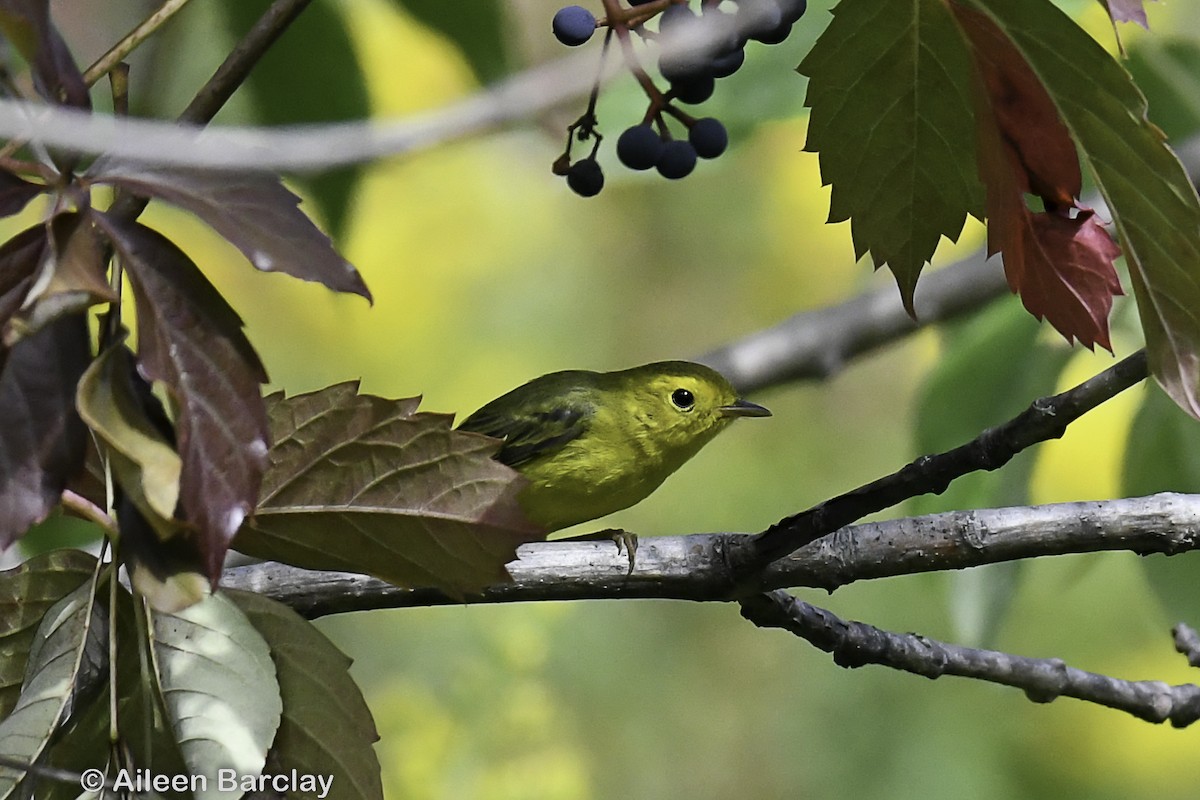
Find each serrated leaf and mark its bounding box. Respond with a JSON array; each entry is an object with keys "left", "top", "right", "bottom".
[
  {"left": 0, "top": 0, "right": 89, "bottom": 108},
  {"left": 235, "top": 382, "right": 543, "bottom": 596},
  {"left": 959, "top": 0, "right": 1200, "bottom": 417},
  {"left": 91, "top": 212, "right": 269, "bottom": 583},
  {"left": 396, "top": 0, "right": 509, "bottom": 83},
  {"left": 0, "top": 171, "right": 43, "bottom": 219},
  {"left": 0, "top": 549, "right": 95, "bottom": 720},
  {"left": 799, "top": 0, "right": 982, "bottom": 312},
  {"left": 0, "top": 313, "right": 90, "bottom": 549},
  {"left": 1124, "top": 38, "right": 1200, "bottom": 141},
  {"left": 152, "top": 593, "right": 282, "bottom": 800},
  {"left": 6, "top": 213, "right": 116, "bottom": 347},
  {"left": 0, "top": 581, "right": 100, "bottom": 798},
  {"left": 86, "top": 162, "right": 371, "bottom": 301},
  {"left": 219, "top": 0, "right": 368, "bottom": 240},
  {"left": 229, "top": 590, "right": 382, "bottom": 800}
]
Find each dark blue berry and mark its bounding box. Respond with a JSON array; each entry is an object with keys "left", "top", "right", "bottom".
[
  {"left": 710, "top": 45, "right": 745, "bottom": 78},
  {"left": 780, "top": 0, "right": 808, "bottom": 23},
  {"left": 658, "top": 3, "right": 696, "bottom": 32},
  {"left": 617, "top": 125, "right": 664, "bottom": 171},
  {"left": 567, "top": 158, "right": 604, "bottom": 196},
  {"left": 737, "top": 0, "right": 783, "bottom": 41},
  {"left": 553, "top": 6, "right": 596, "bottom": 46},
  {"left": 756, "top": 18, "right": 792, "bottom": 44},
  {"left": 689, "top": 117, "right": 728, "bottom": 159},
  {"left": 656, "top": 140, "right": 698, "bottom": 179},
  {"left": 659, "top": 50, "right": 712, "bottom": 84},
  {"left": 671, "top": 74, "right": 715, "bottom": 104}
]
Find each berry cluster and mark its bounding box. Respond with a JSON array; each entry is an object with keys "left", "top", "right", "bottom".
[{"left": 550, "top": 0, "right": 807, "bottom": 196}]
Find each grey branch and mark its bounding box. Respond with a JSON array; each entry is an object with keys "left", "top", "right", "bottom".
[
  {"left": 739, "top": 590, "right": 1200, "bottom": 727},
  {"left": 222, "top": 493, "right": 1200, "bottom": 616}
]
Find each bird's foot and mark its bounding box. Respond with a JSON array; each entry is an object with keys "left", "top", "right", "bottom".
[{"left": 560, "top": 529, "right": 638, "bottom": 574}]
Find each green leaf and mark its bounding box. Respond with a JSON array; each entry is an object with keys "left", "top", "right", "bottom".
[
  {"left": 229, "top": 590, "right": 382, "bottom": 800},
  {"left": 799, "top": 0, "right": 982, "bottom": 311},
  {"left": 395, "top": 0, "right": 509, "bottom": 84},
  {"left": 235, "top": 382, "right": 542, "bottom": 596},
  {"left": 0, "top": 313, "right": 90, "bottom": 549},
  {"left": 0, "top": 580, "right": 101, "bottom": 798},
  {"left": 91, "top": 212, "right": 269, "bottom": 583},
  {"left": 961, "top": 0, "right": 1200, "bottom": 419},
  {"left": 218, "top": 0, "right": 369, "bottom": 241},
  {"left": 152, "top": 593, "right": 282, "bottom": 800},
  {"left": 0, "top": 549, "right": 95, "bottom": 720},
  {"left": 1124, "top": 38, "right": 1200, "bottom": 141}
]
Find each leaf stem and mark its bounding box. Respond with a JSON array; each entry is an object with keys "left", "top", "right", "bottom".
[{"left": 82, "top": 0, "right": 195, "bottom": 87}]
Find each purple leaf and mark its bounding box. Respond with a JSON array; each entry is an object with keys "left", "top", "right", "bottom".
[
  {"left": 0, "top": 0, "right": 89, "bottom": 108},
  {"left": 87, "top": 162, "right": 371, "bottom": 301},
  {"left": 0, "top": 312, "right": 89, "bottom": 548},
  {"left": 0, "top": 171, "right": 44, "bottom": 219},
  {"left": 91, "top": 211, "right": 269, "bottom": 582},
  {"left": 0, "top": 224, "right": 46, "bottom": 337}
]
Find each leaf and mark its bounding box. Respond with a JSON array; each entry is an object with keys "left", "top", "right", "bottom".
[
  {"left": 798, "top": 0, "right": 982, "bottom": 313},
  {"left": 152, "top": 593, "right": 282, "bottom": 800},
  {"left": 1098, "top": 0, "right": 1153, "bottom": 28},
  {"left": 0, "top": 581, "right": 100, "bottom": 798},
  {"left": 0, "top": 313, "right": 90, "bottom": 549},
  {"left": 76, "top": 342, "right": 181, "bottom": 526},
  {"left": 953, "top": 3, "right": 1124, "bottom": 351},
  {"left": 86, "top": 162, "right": 371, "bottom": 301},
  {"left": 5, "top": 213, "right": 116, "bottom": 346},
  {"left": 235, "top": 382, "right": 543, "bottom": 596},
  {"left": 0, "top": 172, "right": 43, "bottom": 220},
  {"left": 229, "top": 590, "right": 383, "bottom": 800},
  {"left": 0, "top": 0, "right": 89, "bottom": 108},
  {"left": 957, "top": 0, "right": 1200, "bottom": 417},
  {"left": 1124, "top": 38, "right": 1200, "bottom": 141},
  {"left": 0, "top": 224, "right": 47, "bottom": 337},
  {"left": 0, "top": 549, "right": 95, "bottom": 720},
  {"left": 90, "top": 211, "right": 269, "bottom": 582},
  {"left": 396, "top": 0, "right": 510, "bottom": 83},
  {"left": 219, "top": 0, "right": 369, "bottom": 240}
]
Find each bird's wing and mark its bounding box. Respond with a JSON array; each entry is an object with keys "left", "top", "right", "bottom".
[{"left": 458, "top": 398, "right": 591, "bottom": 468}]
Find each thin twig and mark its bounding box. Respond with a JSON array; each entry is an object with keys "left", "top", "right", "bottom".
[
  {"left": 83, "top": 0, "right": 194, "bottom": 86},
  {"left": 739, "top": 590, "right": 1200, "bottom": 727},
  {"left": 742, "top": 350, "right": 1149, "bottom": 569}
]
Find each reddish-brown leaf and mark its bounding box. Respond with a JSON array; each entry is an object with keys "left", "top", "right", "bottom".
[
  {"left": 0, "top": 0, "right": 89, "bottom": 108},
  {"left": 956, "top": 3, "right": 1123, "bottom": 350},
  {"left": 86, "top": 162, "right": 371, "bottom": 301},
  {"left": 0, "top": 312, "right": 89, "bottom": 548},
  {"left": 0, "top": 171, "right": 43, "bottom": 219},
  {"left": 952, "top": 4, "right": 1080, "bottom": 205},
  {"left": 0, "top": 225, "right": 45, "bottom": 340},
  {"left": 91, "top": 211, "right": 269, "bottom": 583}
]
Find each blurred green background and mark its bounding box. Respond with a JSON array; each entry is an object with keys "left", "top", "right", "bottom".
[{"left": 14, "top": 0, "right": 1200, "bottom": 796}]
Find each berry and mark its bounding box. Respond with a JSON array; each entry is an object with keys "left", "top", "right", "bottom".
[
  {"left": 567, "top": 158, "right": 604, "bottom": 196},
  {"left": 689, "top": 117, "right": 728, "bottom": 159},
  {"left": 659, "top": 51, "right": 712, "bottom": 84},
  {"left": 553, "top": 6, "right": 596, "bottom": 47},
  {"left": 710, "top": 45, "right": 745, "bottom": 78},
  {"left": 617, "top": 125, "right": 665, "bottom": 170},
  {"left": 656, "top": 140, "right": 698, "bottom": 179},
  {"left": 671, "top": 74, "right": 715, "bottom": 104},
  {"left": 737, "top": 0, "right": 783, "bottom": 41},
  {"left": 756, "top": 18, "right": 792, "bottom": 45},
  {"left": 658, "top": 3, "right": 696, "bottom": 33},
  {"left": 780, "top": 0, "right": 808, "bottom": 23}
]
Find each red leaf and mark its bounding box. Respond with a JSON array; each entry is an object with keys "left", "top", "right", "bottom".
[
  {"left": 0, "top": 171, "right": 44, "bottom": 219},
  {"left": 0, "top": 313, "right": 89, "bottom": 547},
  {"left": 91, "top": 212, "right": 269, "bottom": 582},
  {"left": 0, "top": 0, "right": 89, "bottom": 108},
  {"left": 0, "top": 224, "right": 46, "bottom": 338},
  {"left": 954, "top": 3, "right": 1123, "bottom": 350}
]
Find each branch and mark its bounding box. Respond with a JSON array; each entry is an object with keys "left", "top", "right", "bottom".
[
  {"left": 221, "top": 493, "right": 1200, "bottom": 616},
  {"left": 743, "top": 349, "right": 1148, "bottom": 568},
  {"left": 738, "top": 590, "right": 1200, "bottom": 727}
]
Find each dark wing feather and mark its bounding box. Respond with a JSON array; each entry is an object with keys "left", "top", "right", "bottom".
[{"left": 458, "top": 395, "right": 592, "bottom": 468}]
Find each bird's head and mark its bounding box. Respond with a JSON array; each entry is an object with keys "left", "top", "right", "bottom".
[{"left": 615, "top": 361, "right": 770, "bottom": 459}]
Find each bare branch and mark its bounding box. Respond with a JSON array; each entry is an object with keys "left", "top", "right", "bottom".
[
  {"left": 222, "top": 493, "right": 1200, "bottom": 616},
  {"left": 739, "top": 590, "right": 1200, "bottom": 727}
]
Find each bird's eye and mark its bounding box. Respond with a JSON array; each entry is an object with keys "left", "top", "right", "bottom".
[{"left": 671, "top": 388, "right": 695, "bottom": 411}]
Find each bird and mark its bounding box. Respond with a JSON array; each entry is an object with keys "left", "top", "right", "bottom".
[{"left": 457, "top": 360, "right": 770, "bottom": 570}]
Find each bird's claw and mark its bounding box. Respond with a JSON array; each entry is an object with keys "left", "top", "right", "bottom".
[{"left": 612, "top": 531, "right": 639, "bottom": 575}]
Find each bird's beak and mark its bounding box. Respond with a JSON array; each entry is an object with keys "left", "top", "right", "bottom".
[{"left": 719, "top": 398, "right": 771, "bottom": 418}]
